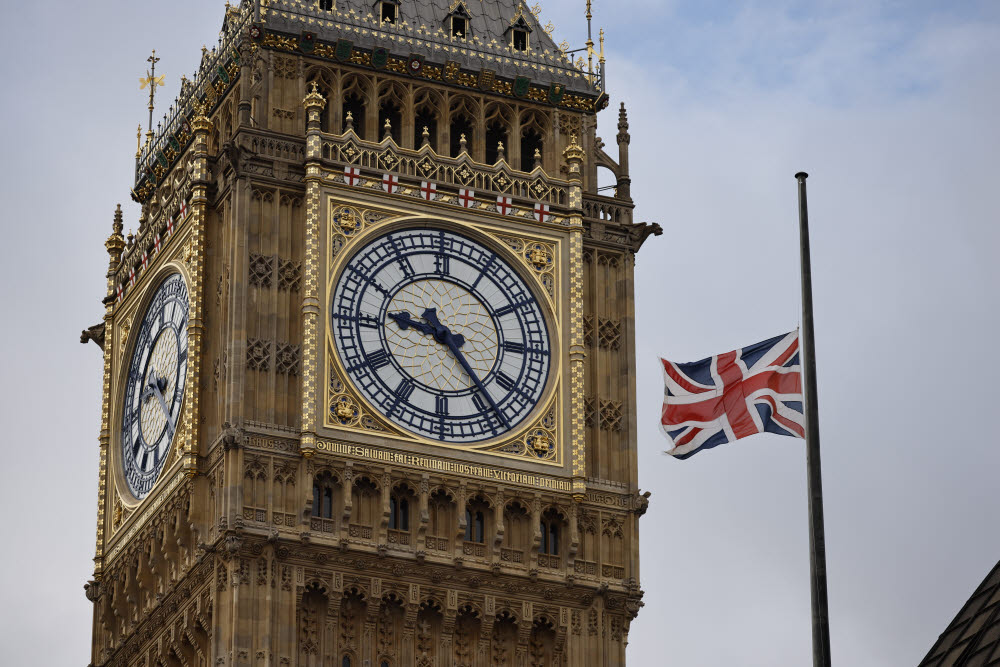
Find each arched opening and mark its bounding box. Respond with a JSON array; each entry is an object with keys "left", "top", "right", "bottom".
[
  {"left": 312, "top": 473, "right": 337, "bottom": 519},
  {"left": 529, "top": 616, "right": 557, "bottom": 666},
  {"left": 539, "top": 508, "right": 563, "bottom": 569},
  {"left": 484, "top": 104, "right": 511, "bottom": 165},
  {"left": 520, "top": 109, "right": 548, "bottom": 172},
  {"left": 378, "top": 101, "right": 402, "bottom": 143},
  {"left": 491, "top": 610, "right": 518, "bottom": 664},
  {"left": 450, "top": 114, "right": 473, "bottom": 157},
  {"left": 449, "top": 97, "right": 478, "bottom": 158},
  {"left": 521, "top": 128, "right": 543, "bottom": 172},
  {"left": 341, "top": 76, "right": 369, "bottom": 138},
  {"left": 427, "top": 489, "right": 454, "bottom": 553},
  {"left": 597, "top": 165, "right": 619, "bottom": 198},
  {"left": 377, "top": 81, "right": 406, "bottom": 145},
  {"left": 464, "top": 508, "right": 484, "bottom": 543},
  {"left": 350, "top": 477, "right": 379, "bottom": 540},
  {"left": 502, "top": 501, "right": 529, "bottom": 565},
  {"left": 485, "top": 121, "right": 508, "bottom": 164},
  {"left": 453, "top": 605, "right": 481, "bottom": 667}
]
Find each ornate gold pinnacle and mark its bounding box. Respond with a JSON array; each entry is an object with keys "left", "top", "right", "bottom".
[{"left": 304, "top": 81, "right": 327, "bottom": 111}]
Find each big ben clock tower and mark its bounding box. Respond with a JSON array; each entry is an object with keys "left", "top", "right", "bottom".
[{"left": 85, "top": 1, "right": 659, "bottom": 665}]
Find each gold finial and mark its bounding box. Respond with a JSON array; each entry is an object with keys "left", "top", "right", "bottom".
[
  {"left": 135, "top": 124, "right": 142, "bottom": 158},
  {"left": 311, "top": 81, "right": 319, "bottom": 94},
  {"left": 421, "top": 125, "right": 431, "bottom": 146},
  {"left": 345, "top": 110, "right": 354, "bottom": 132},
  {"left": 383, "top": 118, "right": 392, "bottom": 140},
  {"left": 599, "top": 28, "right": 605, "bottom": 63},
  {"left": 139, "top": 50, "right": 165, "bottom": 136}
]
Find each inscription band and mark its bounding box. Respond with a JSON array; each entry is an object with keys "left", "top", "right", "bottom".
[{"left": 316, "top": 440, "right": 572, "bottom": 491}]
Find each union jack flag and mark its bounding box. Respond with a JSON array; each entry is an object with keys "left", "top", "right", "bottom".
[{"left": 660, "top": 331, "right": 804, "bottom": 459}]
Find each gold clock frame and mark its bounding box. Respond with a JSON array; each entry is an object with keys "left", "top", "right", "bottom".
[
  {"left": 110, "top": 261, "right": 193, "bottom": 509},
  {"left": 322, "top": 202, "right": 567, "bottom": 467}
]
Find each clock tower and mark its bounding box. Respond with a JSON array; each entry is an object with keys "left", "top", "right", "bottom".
[{"left": 85, "top": 1, "right": 659, "bottom": 665}]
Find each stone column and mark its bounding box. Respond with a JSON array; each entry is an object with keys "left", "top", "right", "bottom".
[
  {"left": 563, "top": 133, "right": 588, "bottom": 502},
  {"left": 300, "top": 83, "right": 326, "bottom": 461}
]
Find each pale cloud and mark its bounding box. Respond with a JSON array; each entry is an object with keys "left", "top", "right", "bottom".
[{"left": 0, "top": 2, "right": 995, "bottom": 665}]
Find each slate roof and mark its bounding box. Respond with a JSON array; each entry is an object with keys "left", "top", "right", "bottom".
[
  {"left": 263, "top": 0, "right": 600, "bottom": 95},
  {"left": 919, "top": 560, "right": 1000, "bottom": 666}
]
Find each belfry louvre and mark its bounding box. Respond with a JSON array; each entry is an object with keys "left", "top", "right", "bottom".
[{"left": 85, "top": 1, "right": 659, "bottom": 665}]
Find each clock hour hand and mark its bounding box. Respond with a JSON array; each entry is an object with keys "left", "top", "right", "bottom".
[
  {"left": 389, "top": 309, "right": 466, "bottom": 348},
  {"left": 388, "top": 311, "right": 436, "bottom": 337}
]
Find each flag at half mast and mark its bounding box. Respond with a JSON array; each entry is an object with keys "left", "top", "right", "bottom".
[{"left": 660, "top": 331, "right": 805, "bottom": 458}]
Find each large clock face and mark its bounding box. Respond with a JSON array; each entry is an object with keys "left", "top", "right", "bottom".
[
  {"left": 121, "top": 273, "right": 189, "bottom": 500},
  {"left": 331, "top": 228, "right": 551, "bottom": 443}
]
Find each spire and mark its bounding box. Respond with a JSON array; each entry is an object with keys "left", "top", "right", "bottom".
[
  {"left": 616, "top": 103, "right": 631, "bottom": 199},
  {"left": 617, "top": 102, "right": 630, "bottom": 144},
  {"left": 106, "top": 204, "right": 126, "bottom": 269}
]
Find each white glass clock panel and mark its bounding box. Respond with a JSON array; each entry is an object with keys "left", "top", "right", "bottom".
[
  {"left": 120, "top": 273, "right": 190, "bottom": 500},
  {"left": 331, "top": 228, "right": 551, "bottom": 443}
]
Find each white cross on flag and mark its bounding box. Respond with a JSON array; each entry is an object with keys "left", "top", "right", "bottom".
[
  {"left": 344, "top": 166, "right": 361, "bottom": 186},
  {"left": 179, "top": 200, "right": 189, "bottom": 219},
  {"left": 141, "top": 250, "right": 149, "bottom": 271},
  {"left": 154, "top": 234, "right": 161, "bottom": 254},
  {"left": 458, "top": 188, "right": 476, "bottom": 208},
  {"left": 533, "top": 202, "right": 550, "bottom": 222},
  {"left": 129, "top": 266, "right": 137, "bottom": 287},
  {"left": 496, "top": 196, "right": 513, "bottom": 216},
  {"left": 382, "top": 173, "right": 399, "bottom": 194},
  {"left": 420, "top": 181, "right": 438, "bottom": 201},
  {"left": 167, "top": 216, "right": 175, "bottom": 237}
]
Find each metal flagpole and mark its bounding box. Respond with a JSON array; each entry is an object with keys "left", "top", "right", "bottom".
[{"left": 795, "top": 172, "right": 832, "bottom": 667}]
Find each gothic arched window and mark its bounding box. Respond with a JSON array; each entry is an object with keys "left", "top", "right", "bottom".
[
  {"left": 465, "top": 508, "right": 485, "bottom": 543},
  {"left": 540, "top": 509, "right": 561, "bottom": 556},
  {"left": 312, "top": 474, "right": 336, "bottom": 519},
  {"left": 389, "top": 495, "right": 409, "bottom": 531}
]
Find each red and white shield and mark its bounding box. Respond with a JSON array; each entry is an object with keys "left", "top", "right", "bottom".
[
  {"left": 129, "top": 266, "right": 137, "bottom": 287},
  {"left": 458, "top": 188, "right": 476, "bottom": 208},
  {"left": 154, "top": 234, "right": 161, "bottom": 254},
  {"left": 116, "top": 283, "right": 124, "bottom": 303},
  {"left": 179, "top": 200, "right": 189, "bottom": 219},
  {"left": 344, "top": 166, "right": 361, "bottom": 186},
  {"left": 382, "top": 173, "right": 399, "bottom": 194},
  {"left": 167, "top": 216, "right": 175, "bottom": 237},
  {"left": 533, "top": 202, "right": 550, "bottom": 222},
  {"left": 420, "top": 181, "right": 437, "bottom": 201},
  {"left": 496, "top": 196, "right": 513, "bottom": 216},
  {"left": 141, "top": 250, "right": 149, "bottom": 271}
]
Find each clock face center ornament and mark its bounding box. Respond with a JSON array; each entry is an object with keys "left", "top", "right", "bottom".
[{"left": 385, "top": 279, "right": 499, "bottom": 392}]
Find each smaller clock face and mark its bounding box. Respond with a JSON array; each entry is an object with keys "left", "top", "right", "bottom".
[{"left": 121, "top": 273, "right": 189, "bottom": 500}]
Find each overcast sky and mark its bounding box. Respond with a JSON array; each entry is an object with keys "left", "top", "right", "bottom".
[{"left": 1, "top": 1, "right": 997, "bottom": 665}]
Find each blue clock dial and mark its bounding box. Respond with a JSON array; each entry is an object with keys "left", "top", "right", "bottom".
[
  {"left": 332, "top": 228, "right": 551, "bottom": 443},
  {"left": 121, "top": 273, "right": 189, "bottom": 500}
]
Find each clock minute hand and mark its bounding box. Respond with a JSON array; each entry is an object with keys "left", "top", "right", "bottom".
[
  {"left": 148, "top": 372, "right": 177, "bottom": 437},
  {"left": 444, "top": 337, "right": 509, "bottom": 429},
  {"left": 424, "top": 316, "right": 509, "bottom": 430}
]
